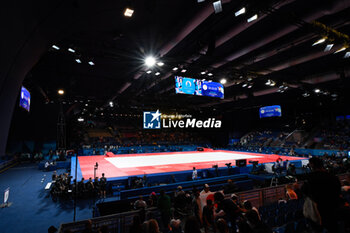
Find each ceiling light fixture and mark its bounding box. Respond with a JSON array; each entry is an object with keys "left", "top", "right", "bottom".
[
  {"left": 58, "top": 89, "right": 64, "bottom": 95},
  {"left": 312, "top": 38, "right": 326, "bottom": 46},
  {"left": 157, "top": 62, "right": 164, "bottom": 66},
  {"left": 344, "top": 52, "right": 350, "bottom": 58},
  {"left": 155, "top": 72, "right": 160, "bottom": 76},
  {"left": 68, "top": 48, "right": 75, "bottom": 53},
  {"left": 172, "top": 67, "right": 178, "bottom": 71},
  {"left": 146, "top": 70, "right": 152, "bottom": 74},
  {"left": 324, "top": 44, "right": 334, "bottom": 51},
  {"left": 52, "top": 45, "right": 60, "bottom": 50},
  {"left": 334, "top": 47, "right": 346, "bottom": 54},
  {"left": 181, "top": 69, "right": 187, "bottom": 73},
  {"left": 124, "top": 8, "right": 134, "bottom": 17},
  {"left": 208, "top": 73, "right": 213, "bottom": 76},
  {"left": 201, "top": 71, "right": 206, "bottom": 75},
  {"left": 235, "top": 7, "right": 246, "bottom": 17},
  {"left": 75, "top": 58, "right": 82, "bottom": 63},
  {"left": 145, "top": 56, "right": 156, "bottom": 67},
  {"left": 213, "top": 0, "right": 223, "bottom": 14},
  {"left": 220, "top": 79, "right": 227, "bottom": 84},
  {"left": 88, "top": 61, "right": 95, "bottom": 66},
  {"left": 314, "top": 88, "right": 321, "bottom": 93},
  {"left": 247, "top": 14, "right": 258, "bottom": 23}
]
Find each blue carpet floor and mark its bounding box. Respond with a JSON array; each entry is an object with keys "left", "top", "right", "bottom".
[{"left": 0, "top": 164, "right": 93, "bottom": 233}]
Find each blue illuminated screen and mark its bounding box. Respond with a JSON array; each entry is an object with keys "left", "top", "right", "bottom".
[
  {"left": 175, "top": 76, "right": 224, "bottom": 99},
  {"left": 19, "top": 86, "right": 30, "bottom": 112},
  {"left": 259, "top": 105, "right": 282, "bottom": 118}
]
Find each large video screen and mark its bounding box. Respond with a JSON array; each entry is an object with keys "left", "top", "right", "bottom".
[
  {"left": 19, "top": 86, "right": 30, "bottom": 112},
  {"left": 175, "top": 76, "right": 224, "bottom": 99},
  {"left": 259, "top": 105, "right": 281, "bottom": 118}
]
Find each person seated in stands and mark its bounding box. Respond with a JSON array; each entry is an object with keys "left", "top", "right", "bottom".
[
  {"left": 216, "top": 218, "right": 229, "bottom": 233},
  {"left": 241, "top": 210, "right": 272, "bottom": 233},
  {"left": 242, "top": 200, "right": 260, "bottom": 220},
  {"left": 148, "top": 219, "right": 161, "bottom": 233},
  {"left": 223, "top": 179, "right": 238, "bottom": 194},
  {"left": 149, "top": 192, "right": 157, "bottom": 207},
  {"left": 169, "top": 219, "right": 182, "bottom": 233},
  {"left": 100, "top": 173, "right": 107, "bottom": 198},
  {"left": 202, "top": 199, "right": 215, "bottom": 233},
  {"left": 134, "top": 195, "right": 147, "bottom": 209},
  {"left": 192, "top": 167, "right": 198, "bottom": 180},
  {"left": 285, "top": 184, "right": 298, "bottom": 200},
  {"left": 192, "top": 190, "right": 202, "bottom": 225},
  {"left": 214, "top": 192, "right": 240, "bottom": 230}
]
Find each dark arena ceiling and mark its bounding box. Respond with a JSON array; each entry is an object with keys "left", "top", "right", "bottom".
[{"left": 23, "top": 0, "right": 350, "bottom": 115}]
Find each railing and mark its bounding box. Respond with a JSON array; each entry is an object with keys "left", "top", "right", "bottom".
[
  {"left": 59, "top": 173, "right": 349, "bottom": 233},
  {"left": 58, "top": 184, "right": 290, "bottom": 233}
]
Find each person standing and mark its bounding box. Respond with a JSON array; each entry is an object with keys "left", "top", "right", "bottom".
[
  {"left": 100, "top": 173, "right": 107, "bottom": 198},
  {"left": 192, "top": 167, "right": 198, "bottom": 180},
  {"left": 157, "top": 190, "right": 171, "bottom": 230}
]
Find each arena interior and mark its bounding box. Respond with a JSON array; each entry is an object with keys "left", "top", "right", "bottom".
[{"left": 1, "top": 0, "right": 350, "bottom": 233}]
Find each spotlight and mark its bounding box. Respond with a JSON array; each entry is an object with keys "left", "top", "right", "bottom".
[
  {"left": 88, "top": 61, "right": 95, "bottom": 66},
  {"left": 208, "top": 73, "right": 213, "bottom": 76},
  {"left": 201, "top": 71, "right": 206, "bottom": 75},
  {"left": 109, "top": 101, "right": 114, "bottom": 107},
  {"left": 124, "top": 8, "right": 134, "bottom": 17},
  {"left": 75, "top": 58, "right": 82, "bottom": 63},
  {"left": 157, "top": 62, "right": 164, "bottom": 66},
  {"left": 247, "top": 14, "right": 258, "bottom": 23},
  {"left": 172, "top": 67, "right": 178, "bottom": 71},
  {"left": 52, "top": 45, "right": 60, "bottom": 50},
  {"left": 155, "top": 72, "right": 160, "bottom": 76},
  {"left": 242, "top": 83, "right": 248, "bottom": 87},
  {"left": 344, "top": 52, "right": 350, "bottom": 58},
  {"left": 314, "top": 88, "right": 321, "bottom": 93},
  {"left": 68, "top": 48, "right": 75, "bottom": 53},
  {"left": 77, "top": 117, "right": 84, "bottom": 122},
  {"left": 146, "top": 70, "right": 152, "bottom": 74},
  {"left": 248, "top": 85, "right": 253, "bottom": 88},
  {"left": 235, "top": 7, "right": 246, "bottom": 17},
  {"left": 220, "top": 79, "right": 227, "bottom": 84},
  {"left": 324, "top": 44, "right": 334, "bottom": 51},
  {"left": 213, "top": 0, "right": 222, "bottom": 14},
  {"left": 334, "top": 47, "right": 346, "bottom": 54},
  {"left": 181, "top": 69, "right": 187, "bottom": 73},
  {"left": 145, "top": 56, "right": 156, "bottom": 67},
  {"left": 312, "top": 38, "right": 326, "bottom": 46},
  {"left": 58, "top": 89, "right": 64, "bottom": 95},
  {"left": 265, "top": 80, "right": 271, "bottom": 86}
]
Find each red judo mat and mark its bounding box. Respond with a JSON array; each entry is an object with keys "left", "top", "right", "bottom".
[{"left": 77, "top": 150, "right": 305, "bottom": 179}]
